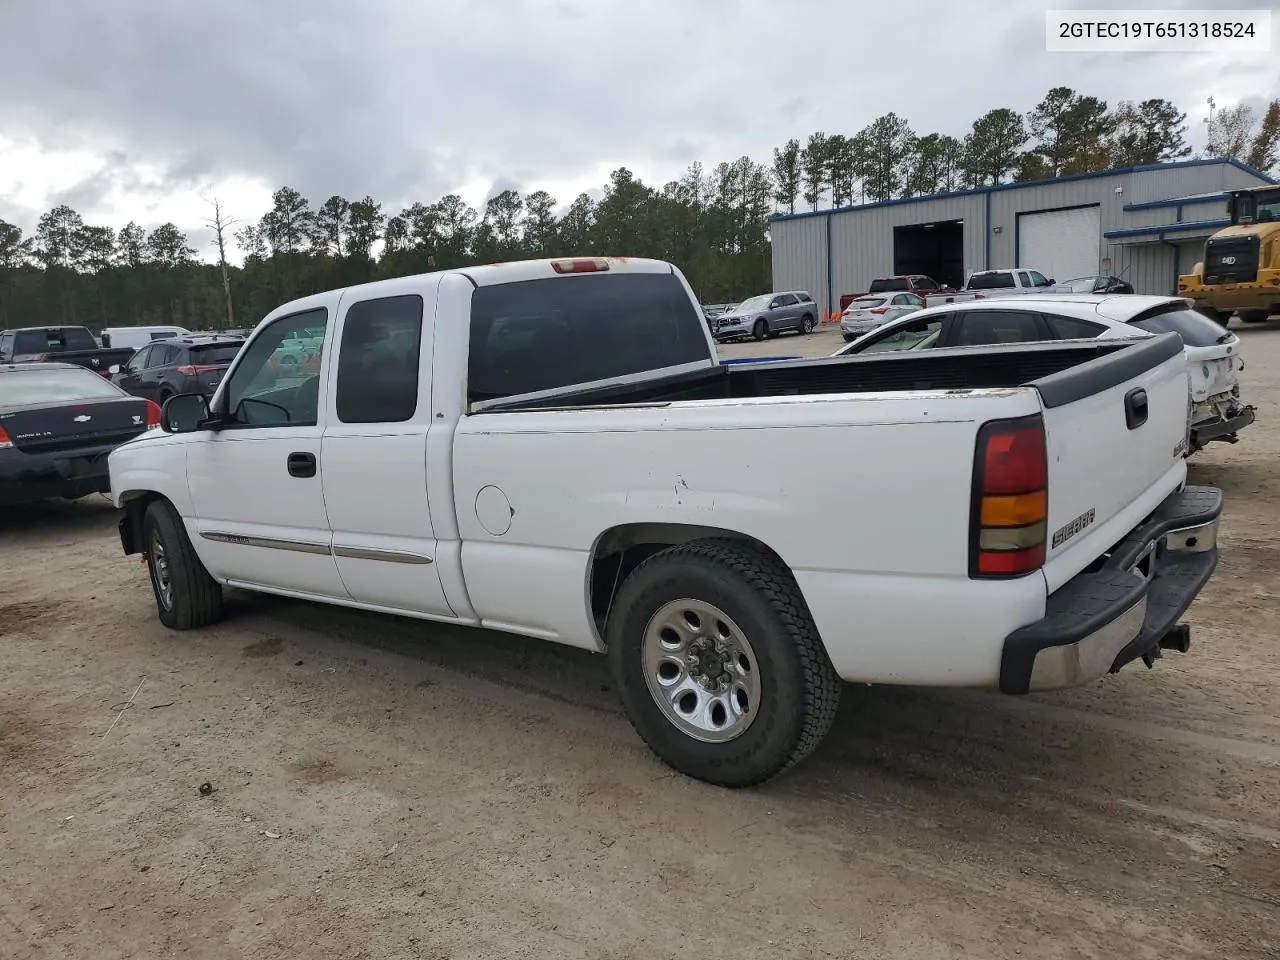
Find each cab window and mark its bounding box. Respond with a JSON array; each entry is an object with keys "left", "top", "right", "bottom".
[{"left": 854, "top": 317, "right": 945, "bottom": 354}]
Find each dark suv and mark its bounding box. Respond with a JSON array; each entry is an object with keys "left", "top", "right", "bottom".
[{"left": 112, "top": 335, "right": 245, "bottom": 404}]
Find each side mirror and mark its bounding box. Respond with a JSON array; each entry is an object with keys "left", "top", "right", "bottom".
[{"left": 161, "top": 393, "right": 212, "bottom": 434}]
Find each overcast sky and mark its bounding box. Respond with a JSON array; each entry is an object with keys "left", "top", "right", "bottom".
[{"left": 1, "top": 0, "right": 1275, "bottom": 262}]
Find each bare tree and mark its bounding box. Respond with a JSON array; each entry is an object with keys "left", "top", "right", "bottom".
[{"left": 202, "top": 195, "right": 238, "bottom": 330}]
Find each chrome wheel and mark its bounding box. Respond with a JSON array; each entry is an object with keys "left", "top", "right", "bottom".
[
  {"left": 148, "top": 531, "right": 174, "bottom": 611},
  {"left": 642, "top": 599, "right": 761, "bottom": 743}
]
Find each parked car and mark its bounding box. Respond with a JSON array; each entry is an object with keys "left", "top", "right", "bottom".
[
  {"left": 112, "top": 335, "right": 246, "bottom": 404},
  {"left": 0, "top": 326, "right": 136, "bottom": 379},
  {"left": 0, "top": 362, "right": 160, "bottom": 506},
  {"left": 839, "top": 292, "right": 925, "bottom": 341},
  {"left": 1060, "top": 276, "right": 1135, "bottom": 295},
  {"left": 108, "top": 256, "right": 1222, "bottom": 788},
  {"left": 100, "top": 325, "right": 194, "bottom": 351},
  {"left": 923, "top": 268, "right": 1068, "bottom": 307},
  {"left": 834, "top": 294, "right": 1254, "bottom": 453},
  {"left": 711, "top": 291, "right": 818, "bottom": 341},
  {"left": 838, "top": 275, "right": 954, "bottom": 311}
]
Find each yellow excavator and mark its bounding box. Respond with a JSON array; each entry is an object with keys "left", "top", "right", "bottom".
[{"left": 1178, "top": 184, "right": 1280, "bottom": 325}]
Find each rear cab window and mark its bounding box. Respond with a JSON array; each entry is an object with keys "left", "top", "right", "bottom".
[
  {"left": 1130, "top": 306, "right": 1232, "bottom": 348},
  {"left": 868, "top": 278, "right": 908, "bottom": 292},
  {"left": 966, "top": 272, "right": 1016, "bottom": 290},
  {"left": 467, "top": 271, "right": 711, "bottom": 404}
]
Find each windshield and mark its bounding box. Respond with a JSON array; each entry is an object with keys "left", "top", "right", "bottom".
[
  {"left": 1130, "top": 307, "right": 1234, "bottom": 348},
  {"left": 0, "top": 367, "right": 124, "bottom": 406},
  {"left": 734, "top": 295, "right": 772, "bottom": 313},
  {"left": 1236, "top": 189, "right": 1280, "bottom": 223},
  {"left": 1062, "top": 277, "right": 1099, "bottom": 293},
  {"left": 966, "top": 273, "right": 1016, "bottom": 290},
  {"left": 189, "top": 343, "right": 244, "bottom": 363}
]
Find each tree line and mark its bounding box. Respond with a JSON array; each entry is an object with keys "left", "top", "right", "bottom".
[{"left": 2, "top": 88, "right": 1277, "bottom": 333}]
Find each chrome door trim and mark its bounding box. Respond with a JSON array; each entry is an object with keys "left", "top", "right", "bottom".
[
  {"left": 332, "top": 545, "right": 434, "bottom": 565},
  {"left": 201, "top": 531, "right": 332, "bottom": 556}
]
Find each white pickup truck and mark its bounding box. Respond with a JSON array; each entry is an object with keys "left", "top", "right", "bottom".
[
  {"left": 925, "top": 268, "right": 1068, "bottom": 307},
  {"left": 107, "top": 256, "right": 1223, "bottom": 788}
]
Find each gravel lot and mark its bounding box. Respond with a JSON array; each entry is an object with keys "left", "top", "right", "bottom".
[{"left": 2, "top": 318, "right": 1278, "bottom": 959}]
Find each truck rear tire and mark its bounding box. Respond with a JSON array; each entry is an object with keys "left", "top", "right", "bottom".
[
  {"left": 606, "top": 538, "right": 841, "bottom": 787},
  {"left": 142, "top": 498, "right": 224, "bottom": 630},
  {"left": 1241, "top": 310, "right": 1270, "bottom": 323}
]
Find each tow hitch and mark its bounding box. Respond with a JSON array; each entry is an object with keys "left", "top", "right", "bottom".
[{"left": 1142, "top": 622, "right": 1192, "bottom": 667}]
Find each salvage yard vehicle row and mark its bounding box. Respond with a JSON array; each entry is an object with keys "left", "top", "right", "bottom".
[{"left": 107, "top": 256, "right": 1223, "bottom": 787}]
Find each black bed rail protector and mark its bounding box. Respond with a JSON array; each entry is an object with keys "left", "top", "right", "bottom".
[{"left": 1032, "top": 332, "right": 1183, "bottom": 409}]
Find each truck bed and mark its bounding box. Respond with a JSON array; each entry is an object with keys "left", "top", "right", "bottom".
[{"left": 476, "top": 336, "right": 1170, "bottom": 413}]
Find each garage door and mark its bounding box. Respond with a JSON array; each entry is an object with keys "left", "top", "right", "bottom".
[{"left": 1017, "top": 206, "right": 1101, "bottom": 283}]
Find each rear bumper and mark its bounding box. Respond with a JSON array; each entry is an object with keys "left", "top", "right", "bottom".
[
  {"left": 0, "top": 445, "right": 116, "bottom": 506},
  {"left": 998, "top": 485, "right": 1222, "bottom": 695},
  {"left": 1191, "top": 404, "right": 1255, "bottom": 446}
]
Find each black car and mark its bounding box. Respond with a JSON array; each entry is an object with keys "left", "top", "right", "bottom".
[
  {"left": 1060, "top": 275, "right": 1135, "bottom": 295},
  {"left": 113, "top": 335, "right": 245, "bottom": 404},
  {"left": 0, "top": 362, "right": 160, "bottom": 506}
]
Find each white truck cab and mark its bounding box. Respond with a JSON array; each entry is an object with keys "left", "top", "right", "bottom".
[{"left": 107, "top": 257, "right": 1224, "bottom": 787}]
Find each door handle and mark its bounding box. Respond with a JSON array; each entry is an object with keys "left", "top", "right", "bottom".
[
  {"left": 287, "top": 452, "right": 317, "bottom": 478},
  {"left": 1124, "top": 388, "right": 1148, "bottom": 430}
]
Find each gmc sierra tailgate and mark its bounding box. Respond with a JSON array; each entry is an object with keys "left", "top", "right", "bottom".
[{"left": 1032, "top": 332, "right": 1191, "bottom": 592}]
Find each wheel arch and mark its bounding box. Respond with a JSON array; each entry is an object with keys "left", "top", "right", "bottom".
[
  {"left": 117, "top": 489, "right": 166, "bottom": 555},
  {"left": 587, "top": 522, "right": 794, "bottom": 638}
]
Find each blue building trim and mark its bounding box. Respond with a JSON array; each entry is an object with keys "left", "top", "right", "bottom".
[
  {"left": 769, "top": 157, "right": 1276, "bottom": 225},
  {"left": 1103, "top": 218, "right": 1230, "bottom": 240},
  {"left": 1123, "top": 193, "right": 1229, "bottom": 212},
  {"left": 984, "top": 190, "right": 991, "bottom": 270},
  {"left": 824, "top": 211, "right": 833, "bottom": 316}
]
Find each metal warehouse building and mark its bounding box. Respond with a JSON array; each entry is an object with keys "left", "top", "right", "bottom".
[{"left": 769, "top": 158, "right": 1277, "bottom": 319}]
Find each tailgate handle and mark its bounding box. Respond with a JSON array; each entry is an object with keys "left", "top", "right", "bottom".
[{"left": 1124, "top": 388, "right": 1148, "bottom": 430}]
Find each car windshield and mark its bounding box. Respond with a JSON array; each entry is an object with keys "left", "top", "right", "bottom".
[
  {"left": 734, "top": 295, "right": 772, "bottom": 313},
  {"left": 0, "top": 367, "right": 124, "bottom": 406},
  {"left": 1062, "top": 277, "right": 1099, "bottom": 293},
  {"left": 847, "top": 298, "right": 887, "bottom": 310},
  {"left": 966, "top": 273, "right": 1016, "bottom": 289}
]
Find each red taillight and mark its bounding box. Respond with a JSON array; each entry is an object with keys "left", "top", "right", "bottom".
[
  {"left": 177, "top": 364, "right": 219, "bottom": 376},
  {"left": 551, "top": 258, "right": 610, "bottom": 274},
  {"left": 972, "top": 294, "right": 986, "bottom": 300},
  {"left": 868, "top": 307, "right": 890, "bottom": 314},
  {"left": 0, "top": 424, "right": 11, "bottom": 449},
  {"left": 144, "top": 399, "right": 162, "bottom": 429},
  {"left": 970, "top": 415, "right": 1048, "bottom": 578}
]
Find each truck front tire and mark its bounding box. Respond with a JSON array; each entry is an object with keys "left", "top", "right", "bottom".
[
  {"left": 1240, "top": 310, "right": 1270, "bottom": 324},
  {"left": 606, "top": 538, "right": 841, "bottom": 787},
  {"left": 142, "top": 498, "right": 224, "bottom": 630}
]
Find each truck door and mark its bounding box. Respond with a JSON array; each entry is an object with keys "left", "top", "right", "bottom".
[
  {"left": 184, "top": 302, "right": 346, "bottom": 598},
  {"left": 319, "top": 289, "right": 456, "bottom": 619}
]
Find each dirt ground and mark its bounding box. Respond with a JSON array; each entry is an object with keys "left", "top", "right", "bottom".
[{"left": 2, "top": 318, "right": 1279, "bottom": 959}]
